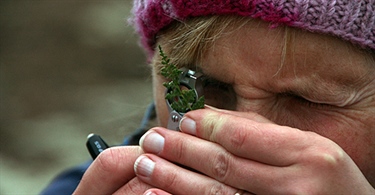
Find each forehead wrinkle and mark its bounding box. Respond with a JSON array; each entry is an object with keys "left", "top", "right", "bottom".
[
  {"left": 268, "top": 56, "right": 355, "bottom": 105},
  {"left": 267, "top": 29, "right": 374, "bottom": 103},
  {"left": 282, "top": 74, "right": 362, "bottom": 107}
]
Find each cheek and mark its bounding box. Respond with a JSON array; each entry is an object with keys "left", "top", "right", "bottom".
[
  {"left": 153, "top": 75, "right": 169, "bottom": 128},
  {"left": 335, "top": 115, "right": 375, "bottom": 176}
]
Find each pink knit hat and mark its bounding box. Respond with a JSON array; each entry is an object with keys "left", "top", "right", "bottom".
[{"left": 131, "top": 0, "right": 375, "bottom": 59}]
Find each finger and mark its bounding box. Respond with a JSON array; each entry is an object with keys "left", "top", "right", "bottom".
[
  {"left": 73, "top": 146, "right": 143, "bottom": 194},
  {"left": 113, "top": 177, "right": 154, "bottom": 195},
  {"left": 180, "top": 109, "right": 310, "bottom": 166},
  {"left": 134, "top": 154, "right": 241, "bottom": 195},
  {"left": 140, "top": 128, "right": 373, "bottom": 194},
  {"left": 140, "top": 128, "right": 288, "bottom": 193},
  {"left": 204, "top": 104, "right": 273, "bottom": 124}
]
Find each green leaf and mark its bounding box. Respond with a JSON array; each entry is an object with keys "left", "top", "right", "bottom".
[{"left": 159, "top": 45, "right": 205, "bottom": 113}]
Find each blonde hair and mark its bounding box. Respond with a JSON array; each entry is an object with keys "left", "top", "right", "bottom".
[
  {"left": 151, "top": 15, "right": 375, "bottom": 72},
  {"left": 151, "top": 15, "right": 250, "bottom": 71}
]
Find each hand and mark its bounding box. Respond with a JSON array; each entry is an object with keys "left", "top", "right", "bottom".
[
  {"left": 73, "top": 146, "right": 155, "bottom": 194},
  {"left": 135, "top": 108, "right": 374, "bottom": 194}
]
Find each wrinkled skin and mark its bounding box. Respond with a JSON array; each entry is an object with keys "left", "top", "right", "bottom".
[{"left": 74, "top": 20, "right": 375, "bottom": 194}]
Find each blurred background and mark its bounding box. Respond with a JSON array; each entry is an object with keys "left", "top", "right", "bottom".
[{"left": 0, "top": 1, "right": 153, "bottom": 194}]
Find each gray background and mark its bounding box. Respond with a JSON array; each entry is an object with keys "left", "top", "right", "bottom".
[{"left": 0, "top": 1, "right": 153, "bottom": 194}]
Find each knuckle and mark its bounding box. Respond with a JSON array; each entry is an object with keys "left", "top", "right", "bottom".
[
  {"left": 283, "top": 142, "right": 347, "bottom": 195},
  {"left": 207, "top": 183, "right": 230, "bottom": 195},
  {"left": 229, "top": 125, "right": 247, "bottom": 149},
  {"left": 170, "top": 136, "right": 186, "bottom": 161},
  {"left": 116, "top": 178, "right": 148, "bottom": 195},
  {"left": 126, "top": 179, "right": 142, "bottom": 194},
  {"left": 307, "top": 142, "right": 346, "bottom": 169},
  {"left": 319, "top": 149, "right": 345, "bottom": 168},
  {"left": 161, "top": 170, "right": 179, "bottom": 189},
  {"left": 95, "top": 148, "right": 122, "bottom": 173},
  {"left": 211, "top": 151, "right": 230, "bottom": 182}
]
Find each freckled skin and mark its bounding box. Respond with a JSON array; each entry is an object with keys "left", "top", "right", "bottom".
[{"left": 153, "top": 20, "right": 375, "bottom": 185}]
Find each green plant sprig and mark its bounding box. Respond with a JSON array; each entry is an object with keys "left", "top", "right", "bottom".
[{"left": 159, "top": 45, "right": 205, "bottom": 113}]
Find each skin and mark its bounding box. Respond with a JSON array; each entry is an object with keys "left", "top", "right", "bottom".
[{"left": 74, "top": 20, "right": 375, "bottom": 194}]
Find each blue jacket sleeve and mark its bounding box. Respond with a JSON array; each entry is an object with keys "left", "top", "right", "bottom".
[{"left": 40, "top": 161, "right": 91, "bottom": 195}]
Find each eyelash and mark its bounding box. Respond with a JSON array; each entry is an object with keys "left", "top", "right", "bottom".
[
  {"left": 281, "top": 93, "right": 333, "bottom": 109},
  {"left": 200, "top": 77, "right": 334, "bottom": 110}
]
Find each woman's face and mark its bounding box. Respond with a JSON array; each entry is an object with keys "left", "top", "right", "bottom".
[{"left": 152, "top": 20, "right": 375, "bottom": 184}]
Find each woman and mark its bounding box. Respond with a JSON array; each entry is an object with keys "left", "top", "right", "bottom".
[{"left": 64, "top": 0, "right": 375, "bottom": 194}]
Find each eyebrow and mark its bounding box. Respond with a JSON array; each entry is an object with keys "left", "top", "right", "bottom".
[{"left": 179, "top": 63, "right": 202, "bottom": 71}]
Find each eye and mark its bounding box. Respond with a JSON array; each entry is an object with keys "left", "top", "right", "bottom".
[
  {"left": 280, "top": 92, "right": 334, "bottom": 110},
  {"left": 202, "top": 78, "right": 237, "bottom": 110}
]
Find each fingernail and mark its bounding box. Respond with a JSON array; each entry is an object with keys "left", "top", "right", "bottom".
[
  {"left": 144, "top": 190, "right": 157, "bottom": 195},
  {"left": 139, "top": 131, "right": 165, "bottom": 154},
  {"left": 179, "top": 117, "right": 196, "bottom": 135},
  {"left": 134, "top": 156, "right": 155, "bottom": 177}
]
